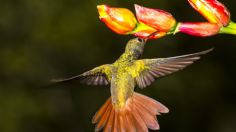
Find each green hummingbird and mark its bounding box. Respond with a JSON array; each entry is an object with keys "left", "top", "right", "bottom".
[{"left": 51, "top": 33, "right": 213, "bottom": 132}]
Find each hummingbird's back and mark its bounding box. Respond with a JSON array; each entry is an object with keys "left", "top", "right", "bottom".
[{"left": 110, "top": 60, "right": 136, "bottom": 108}]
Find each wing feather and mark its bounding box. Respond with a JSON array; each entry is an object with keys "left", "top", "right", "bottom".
[
  {"left": 51, "top": 64, "right": 112, "bottom": 86},
  {"left": 134, "top": 48, "right": 213, "bottom": 89}
]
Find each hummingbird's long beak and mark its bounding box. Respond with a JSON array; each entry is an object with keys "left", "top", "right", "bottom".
[{"left": 143, "top": 31, "right": 159, "bottom": 42}]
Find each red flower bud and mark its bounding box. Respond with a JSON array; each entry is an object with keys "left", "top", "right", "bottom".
[
  {"left": 135, "top": 4, "right": 176, "bottom": 32},
  {"left": 179, "top": 22, "right": 221, "bottom": 37}
]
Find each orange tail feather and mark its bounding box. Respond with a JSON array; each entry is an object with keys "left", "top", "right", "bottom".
[{"left": 92, "top": 92, "right": 169, "bottom": 132}]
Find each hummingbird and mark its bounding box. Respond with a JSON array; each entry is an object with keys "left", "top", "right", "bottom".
[{"left": 51, "top": 32, "right": 213, "bottom": 132}]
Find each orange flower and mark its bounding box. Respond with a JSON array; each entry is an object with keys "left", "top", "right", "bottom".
[
  {"left": 188, "top": 0, "right": 230, "bottom": 26},
  {"left": 97, "top": 5, "right": 137, "bottom": 34},
  {"left": 135, "top": 4, "right": 176, "bottom": 32}
]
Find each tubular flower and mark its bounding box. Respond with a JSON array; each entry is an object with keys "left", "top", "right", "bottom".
[
  {"left": 97, "top": 5, "right": 137, "bottom": 34},
  {"left": 188, "top": 0, "right": 230, "bottom": 26},
  {"left": 178, "top": 22, "right": 221, "bottom": 37},
  {"left": 135, "top": 4, "right": 176, "bottom": 32}
]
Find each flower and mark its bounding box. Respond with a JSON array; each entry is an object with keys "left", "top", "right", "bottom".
[
  {"left": 97, "top": 5, "right": 137, "bottom": 34},
  {"left": 188, "top": 0, "right": 230, "bottom": 26},
  {"left": 178, "top": 22, "right": 221, "bottom": 36},
  {"left": 135, "top": 4, "right": 176, "bottom": 32}
]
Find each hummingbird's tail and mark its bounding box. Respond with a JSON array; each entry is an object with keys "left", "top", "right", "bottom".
[{"left": 92, "top": 92, "right": 169, "bottom": 132}]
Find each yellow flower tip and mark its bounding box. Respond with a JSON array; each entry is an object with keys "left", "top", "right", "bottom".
[{"left": 97, "top": 5, "right": 109, "bottom": 19}]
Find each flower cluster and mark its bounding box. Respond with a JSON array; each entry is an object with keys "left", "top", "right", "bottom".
[
  {"left": 97, "top": 0, "right": 236, "bottom": 39},
  {"left": 97, "top": 4, "right": 175, "bottom": 39}
]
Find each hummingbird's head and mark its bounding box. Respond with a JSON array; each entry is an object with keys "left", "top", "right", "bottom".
[
  {"left": 125, "top": 37, "right": 146, "bottom": 55},
  {"left": 125, "top": 31, "right": 158, "bottom": 59}
]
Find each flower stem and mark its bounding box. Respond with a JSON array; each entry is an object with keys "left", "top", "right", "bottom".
[
  {"left": 167, "top": 22, "right": 181, "bottom": 35},
  {"left": 227, "top": 21, "right": 236, "bottom": 30},
  {"left": 219, "top": 21, "right": 236, "bottom": 35}
]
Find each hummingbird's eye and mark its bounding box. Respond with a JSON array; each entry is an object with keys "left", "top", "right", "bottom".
[{"left": 137, "top": 38, "right": 143, "bottom": 43}]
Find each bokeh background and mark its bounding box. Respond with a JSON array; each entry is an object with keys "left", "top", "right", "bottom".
[{"left": 0, "top": 0, "right": 236, "bottom": 132}]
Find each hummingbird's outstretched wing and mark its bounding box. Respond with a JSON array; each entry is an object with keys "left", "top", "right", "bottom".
[
  {"left": 133, "top": 48, "right": 213, "bottom": 88},
  {"left": 50, "top": 64, "right": 112, "bottom": 86}
]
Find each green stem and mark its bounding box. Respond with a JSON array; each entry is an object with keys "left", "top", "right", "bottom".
[
  {"left": 227, "top": 21, "right": 236, "bottom": 30},
  {"left": 220, "top": 26, "right": 236, "bottom": 35},
  {"left": 219, "top": 21, "right": 236, "bottom": 35},
  {"left": 167, "top": 22, "right": 181, "bottom": 35}
]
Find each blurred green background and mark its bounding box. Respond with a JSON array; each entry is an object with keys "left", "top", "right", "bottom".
[{"left": 0, "top": 0, "right": 236, "bottom": 132}]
